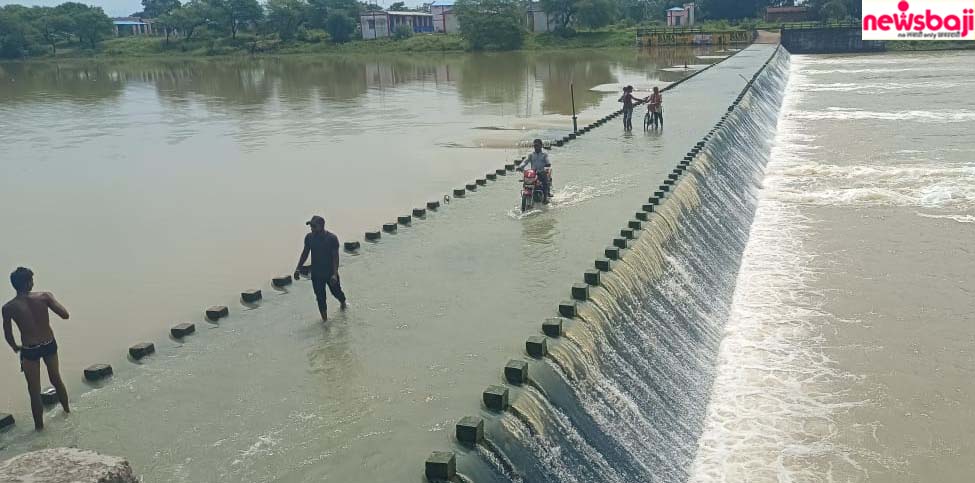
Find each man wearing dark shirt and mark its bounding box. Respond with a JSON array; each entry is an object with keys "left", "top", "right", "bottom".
[{"left": 294, "top": 216, "right": 347, "bottom": 321}]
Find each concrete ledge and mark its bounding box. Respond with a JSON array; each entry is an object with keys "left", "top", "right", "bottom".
[
  {"left": 425, "top": 451, "right": 456, "bottom": 481},
  {"left": 526, "top": 336, "right": 547, "bottom": 358},
  {"left": 206, "top": 306, "right": 229, "bottom": 320},
  {"left": 0, "top": 448, "right": 138, "bottom": 483},
  {"left": 504, "top": 359, "right": 529, "bottom": 385},
  {"left": 456, "top": 416, "right": 484, "bottom": 446},
  {"left": 542, "top": 318, "right": 563, "bottom": 337},
  {"left": 584, "top": 269, "right": 601, "bottom": 286},
  {"left": 84, "top": 364, "right": 113, "bottom": 382},
  {"left": 171, "top": 323, "right": 195, "bottom": 338},
  {"left": 241, "top": 289, "right": 262, "bottom": 303},
  {"left": 272, "top": 275, "right": 293, "bottom": 287},
  {"left": 128, "top": 342, "right": 155, "bottom": 360},
  {"left": 483, "top": 385, "right": 509, "bottom": 411}
]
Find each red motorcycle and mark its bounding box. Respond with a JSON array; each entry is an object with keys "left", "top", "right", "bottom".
[{"left": 521, "top": 167, "right": 552, "bottom": 212}]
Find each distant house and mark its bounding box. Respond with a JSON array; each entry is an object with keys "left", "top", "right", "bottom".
[
  {"left": 112, "top": 17, "right": 155, "bottom": 36},
  {"left": 765, "top": 6, "right": 811, "bottom": 23},
  {"left": 360, "top": 11, "right": 434, "bottom": 39},
  {"left": 430, "top": 0, "right": 459, "bottom": 34},
  {"left": 526, "top": 1, "right": 553, "bottom": 33},
  {"left": 666, "top": 3, "right": 696, "bottom": 27}
]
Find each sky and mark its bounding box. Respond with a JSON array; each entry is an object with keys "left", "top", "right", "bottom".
[{"left": 0, "top": 0, "right": 425, "bottom": 17}]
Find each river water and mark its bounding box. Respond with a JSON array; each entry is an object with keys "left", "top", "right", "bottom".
[{"left": 0, "top": 46, "right": 736, "bottom": 480}]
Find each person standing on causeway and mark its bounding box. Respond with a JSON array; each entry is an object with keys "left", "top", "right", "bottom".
[{"left": 294, "top": 216, "right": 347, "bottom": 321}]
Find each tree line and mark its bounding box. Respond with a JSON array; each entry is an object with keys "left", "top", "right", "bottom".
[{"left": 0, "top": 0, "right": 864, "bottom": 58}]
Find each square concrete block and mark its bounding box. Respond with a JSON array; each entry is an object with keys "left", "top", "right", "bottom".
[
  {"left": 206, "top": 306, "right": 228, "bottom": 320},
  {"left": 571, "top": 283, "right": 590, "bottom": 301},
  {"left": 383, "top": 223, "right": 398, "bottom": 233},
  {"left": 365, "top": 231, "right": 382, "bottom": 241},
  {"left": 496, "top": 169, "right": 506, "bottom": 175},
  {"left": 84, "top": 364, "right": 113, "bottom": 382},
  {"left": 171, "top": 322, "right": 195, "bottom": 338},
  {"left": 526, "top": 336, "right": 548, "bottom": 358},
  {"left": 427, "top": 200, "right": 441, "bottom": 209},
  {"left": 453, "top": 188, "right": 466, "bottom": 197},
  {"left": 466, "top": 183, "right": 477, "bottom": 191},
  {"left": 456, "top": 416, "right": 484, "bottom": 445},
  {"left": 344, "top": 241, "right": 361, "bottom": 251},
  {"left": 595, "top": 258, "right": 611, "bottom": 272},
  {"left": 476, "top": 178, "right": 487, "bottom": 186},
  {"left": 559, "top": 301, "right": 578, "bottom": 318},
  {"left": 0, "top": 413, "right": 13, "bottom": 430},
  {"left": 605, "top": 246, "right": 620, "bottom": 260},
  {"left": 612, "top": 237, "right": 627, "bottom": 249},
  {"left": 504, "top": 359, "right": 529, "bottom": 385},
  {"left": 621, "top": 228, "right": 635, "bottom": 239},
  {"left": 241, "top": 289, "right": 262, "bottom": 303},
  {"left": 542, "top": 318, "right": 562, "bottom": 337},
  {"left": 40, "top": 387, "right": 58, "bottom": 405},
  {"left": 628, "top": 220, "right": 643, "bottom": 230},
  {"left": 636, "top": 211, "right": 650, "bottom": 221},
  {"left": 483, "top": 385, "right": 509, "bottom": 411},
  {"left": 584, "top": 269, "right": 601, "bottom": 286},
  {"left": 272, "top": 275, "right": 293, "bottom": 287},
  {"left": 129, "top": 342, "right": 155, "bottom": 360},
  {"left": 654, "top": 191, "right": 665, "bottom": 198},
  {"left": 397, "top": 215, "right": 412, "bottom": 225},
  {"left": 487, "top": 173, "right": 497, "bottom": 180},
  {"left": 425, "top": 451, "right": 456, "bottom": 480}
]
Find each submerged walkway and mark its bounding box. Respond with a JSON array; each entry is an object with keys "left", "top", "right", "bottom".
[{"left": 0, "top": 45, "right": 777, "bottom": 481}]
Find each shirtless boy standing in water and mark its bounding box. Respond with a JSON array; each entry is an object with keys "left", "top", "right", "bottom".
[{"left": 2, "top": 267, "right": 71, "bottom": 430}]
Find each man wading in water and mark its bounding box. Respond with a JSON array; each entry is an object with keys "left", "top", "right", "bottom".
[
  {"left": 3, "top": 267, "right": 71, "bottom": 430},
  {"left": 294, "top": 216, "right": 347, "bottom": 321}
]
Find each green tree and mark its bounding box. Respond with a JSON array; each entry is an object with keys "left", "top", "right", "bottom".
[
  {"left": 698, "top": 0, "right": 767, "bottom": 20},
  {"left": 207, "top": 0, "right": 263, "bottom": 38},
  {"left": 266, "top": 0, "right": 308, "bottom": 40},
  {"left": 388, "top": 1, "right": 407, "bottom": 10},
  {"left": 574, "top": 0, "right": 615, "bottom": 29},
  {"left": 819, "top": 0, "right": 847, "bottom": 20},
  {"left": 0, "top": 5, "right": 38, "bottom": 59},
  {"left": 325, "top": 10, "right": 354, "bottom": 42},
  {"left": 158, "top": 1, "right": 210, "bottom": 40},
  {"left": 455, "top": 0, "right": 524, "bottom": 50},
  {"left": 55, "top": 3, "right": 113, "bottom": 49},
  {"left": 540, "top": 0, "right": 575, "bottom": 30},
  {"left": 142, "top": 0, "right": 182, "bottom": 18},
  {"left": 30, "top": 6, "right": 71, "bottom": 55}
]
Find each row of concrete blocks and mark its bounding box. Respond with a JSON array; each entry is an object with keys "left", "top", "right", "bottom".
[{"left": 553, "top": 115, "right": 615, "bottom": 147}]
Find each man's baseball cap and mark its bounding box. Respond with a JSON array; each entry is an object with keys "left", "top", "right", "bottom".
[{"left": 306, "top": 215, "right": 325, "bottom": 226}]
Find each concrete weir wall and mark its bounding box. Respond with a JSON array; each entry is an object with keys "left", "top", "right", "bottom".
[
  {"left": 781, "top": 27, "right": 885, "bottom": 53},
  {"left": 423, "top": 45, "right": 781, "bottom": 482}
]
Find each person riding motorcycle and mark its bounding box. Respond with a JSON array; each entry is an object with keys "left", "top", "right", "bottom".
[{"left": 517, "top": 138, "right": 552, "bottom": 203}]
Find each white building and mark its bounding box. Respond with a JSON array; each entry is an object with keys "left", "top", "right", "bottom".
[
  {"left": 526, "top": 1, "right": 553, "bottom": 33},
  {"left": 666, "top": 3, "right": 696, "bottom": 27},
  {"left": 430, "top": 0, "right": 460, "bottom": 34},
  {"left": 360, "top": 11, "right": 434, "bottom": 39}
]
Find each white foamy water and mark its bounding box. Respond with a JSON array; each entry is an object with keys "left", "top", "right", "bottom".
[
  {"left": 691, "top": 59, "right": 870, "bottom": 481},
  {"left": 788, "top": 107, "right": 975, "bottom": 122}
]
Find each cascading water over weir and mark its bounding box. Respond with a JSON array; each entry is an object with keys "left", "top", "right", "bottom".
[{"left": 429, "top": 46, "right": 793, "bottom": 483}]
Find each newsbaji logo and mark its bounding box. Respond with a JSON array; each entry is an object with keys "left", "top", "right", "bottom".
[{"left": 862, "top": 0, "right": 975, "bottom": 40}]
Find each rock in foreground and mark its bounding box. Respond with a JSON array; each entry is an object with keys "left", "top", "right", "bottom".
[{"left": 0, "top": 447, "right": 137, "bottom": 483}]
